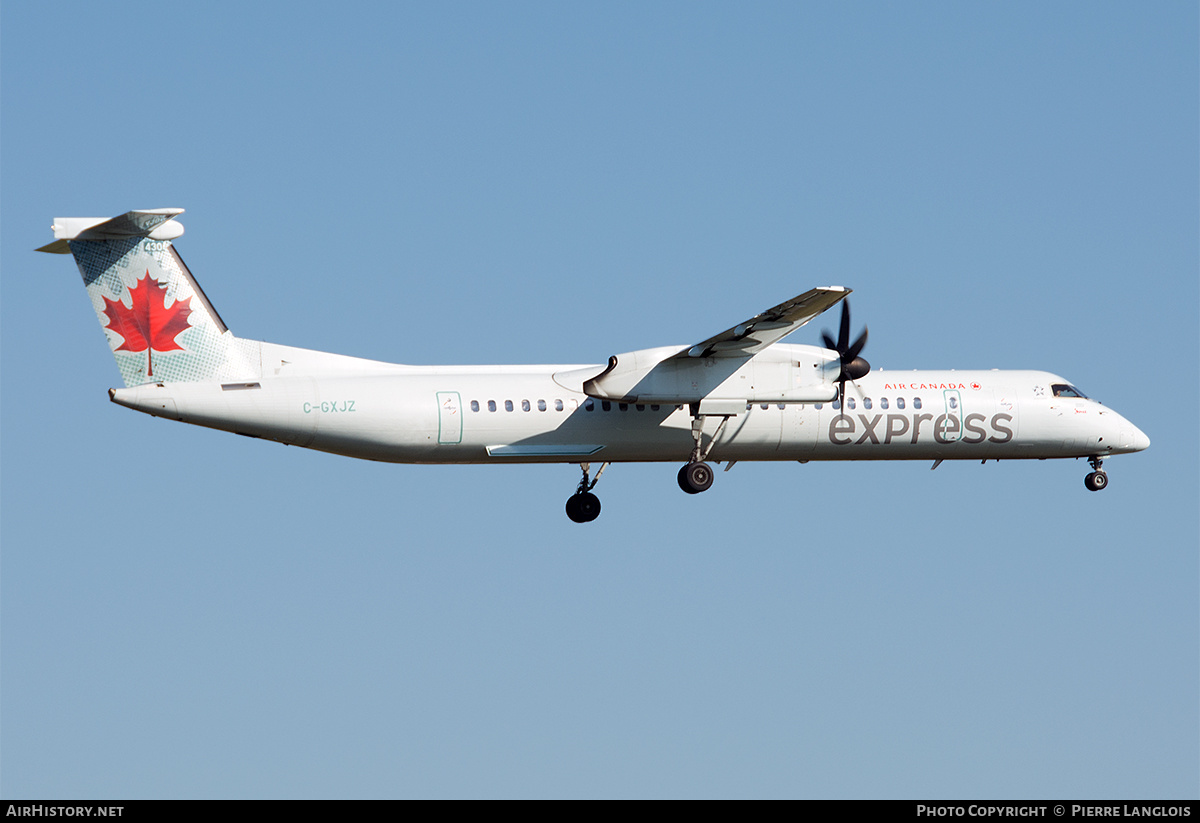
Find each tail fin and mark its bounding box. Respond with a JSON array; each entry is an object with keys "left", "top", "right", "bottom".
[{"left": 38, "top": 209, "right": 259, "bottom": 387}]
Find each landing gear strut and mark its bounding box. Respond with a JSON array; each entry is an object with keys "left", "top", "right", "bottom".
[
  {"left": 566, "top": 462, "right": 608, "bottom": 522},
  {"left": 1084, "top": 456, "right": 1108, "bottom": 492},
  {"left": 678, "top": 406, "right": 730, "bottom": 495}
]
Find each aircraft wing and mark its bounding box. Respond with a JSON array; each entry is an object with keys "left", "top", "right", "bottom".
[
  {"left": 674, "top": 286, "right": 850, "bottom": 359},
  {"left": 583, "top": 285, "right": 852, "bottom": 403}
]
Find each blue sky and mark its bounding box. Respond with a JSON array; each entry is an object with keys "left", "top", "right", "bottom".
[{"left": 3, "top": 1, "right": 1196, "bottom": 799}]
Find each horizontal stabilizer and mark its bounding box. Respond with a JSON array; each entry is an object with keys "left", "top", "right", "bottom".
[{"left": 36, "top": 209, "right": 185, "bottom": 254}]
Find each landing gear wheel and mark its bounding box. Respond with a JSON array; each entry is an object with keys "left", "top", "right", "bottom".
[
  {"left": 1084, "top": 471, "right": 1108, "bottom": 492},
  {"left": 677, "top": 461, "right": 714, "bottom": 495},
  {"left": 566, "top": 492, "right": 601, "bottom": 522}
]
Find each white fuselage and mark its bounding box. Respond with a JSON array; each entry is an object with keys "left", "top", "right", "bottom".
[{"left": 109, "top": 343, "right": 1149, "bottom": 467}]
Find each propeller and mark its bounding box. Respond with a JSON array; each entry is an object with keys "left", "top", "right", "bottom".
[{"left": 821, "top": 300, "right": 870, "bottom": 404}]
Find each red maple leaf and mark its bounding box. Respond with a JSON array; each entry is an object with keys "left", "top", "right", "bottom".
[{"left": 102, "top": 272, "right": 193, "bottom": 377}]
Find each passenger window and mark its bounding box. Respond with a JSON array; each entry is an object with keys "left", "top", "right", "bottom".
[
  {"left": 832, "top": 399, "right": 841, "bottom": 410},
  {"left": 470, "top": 400, "right": 480, "bottom": 412},
  {"left": 847, "top": 397, "right": 856, "bottom": 410},
  {"left": 760, "top": 403, "right": 769, "bottom": 410},
  {"left": 636, "top": 404, "right": 645, "bottom": 411},
  {"left": 651, "top": 405, "right": 660, "bottom": 411},
  {"left": 913, "top": 397, "right": 922, "bottom": 410},
  {"left": 949, "top": 396, "right": 958, "bottom": 410},
  {"left": 602, "top": 401, "right": 612, "bottom": 411},
  {"left": 814, "top": 403, "right": 823, "bottom": 410},
  {"left": 505, "top": 400, "right": 514, "bottom": 412},
  {"left": 777, "top": 404, "right": 785, "bottom": 410},
  {"left": 879, "top": 397, "right": 888, "bottom": 409},
  {"left": 584, "top": 399, "right": 594, "bottom": 411},
  {"left": 863, "top": 397, "right": 872, "bottom": 409},
  {"left": 521, "top": 399, "right": 531, "bottom": 412},
  {"left": 619, "top": 403, "right": 628, "bottom": 411},
  {"left": 487, "top": 400, "right": 497, "bottom": 412},
  {"left": 896, "top": 397, "right": 905, "bottom": 410},
  {"left": 538, "top": 399, "right": 547, "bottom": 411}
]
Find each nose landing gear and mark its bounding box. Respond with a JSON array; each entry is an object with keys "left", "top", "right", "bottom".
[{"left": 1084, "top": 456, "right": 1108, "bottom": 492}]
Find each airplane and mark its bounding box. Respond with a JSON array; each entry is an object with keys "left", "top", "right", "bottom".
[{"left": 37, "top": 208, "right": 1150, "bottom": 522}]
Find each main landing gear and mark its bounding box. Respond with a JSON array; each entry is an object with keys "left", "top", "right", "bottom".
[
  {"left": 1084, "top": 456, "right": 1108, "bottom": 492},
  {"left": 563, "top": 407, "right": 734, "bottom": 519},
  {"left": 566, "top": 462, "right": 608, "bottom": 523},
  {"left": 677, "top": 406, "right": 730, "bottom": 495}
]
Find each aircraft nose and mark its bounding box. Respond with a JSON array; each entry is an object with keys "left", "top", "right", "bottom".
[
  {"left": 1130, "top": 425, "right": 1150, "bottom": 452},
  {"left": 1121, "top": 421, "right": 1150, "bottom": 452}
]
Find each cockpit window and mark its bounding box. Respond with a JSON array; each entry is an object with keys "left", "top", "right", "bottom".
[{"left": 1051, "top": 384, "right": 1088, "bottom": 398}]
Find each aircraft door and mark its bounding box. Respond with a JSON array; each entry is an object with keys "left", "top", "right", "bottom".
[{"left": 436, "top": 391, "right": 462, "bottom": 445}]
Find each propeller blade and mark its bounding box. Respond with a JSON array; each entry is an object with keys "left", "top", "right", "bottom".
[
  {"left": 821, "top": 299, "right": 870, "bottom": 383},
  {"left": 837, "top": 301, "right": 851, "bottom": 352},
  {"left": 845, "top": 326, "right": 868, "bottom": 362}
]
